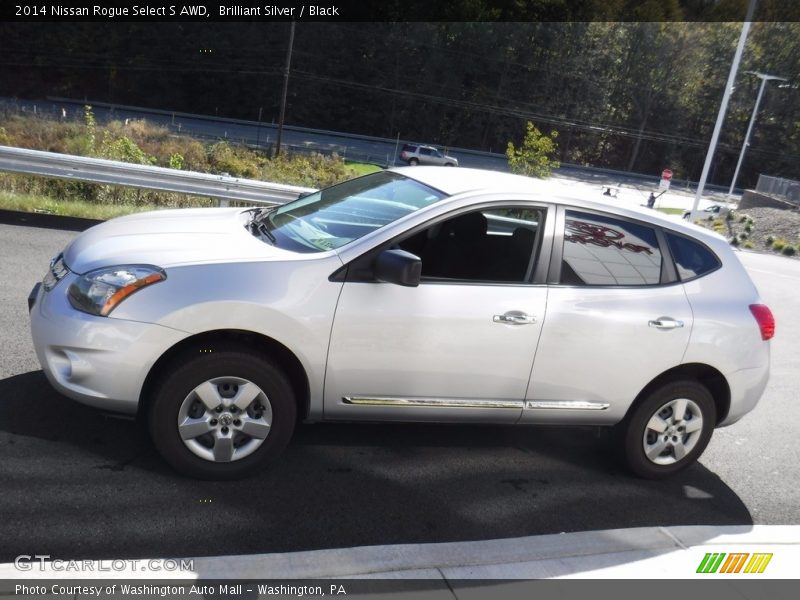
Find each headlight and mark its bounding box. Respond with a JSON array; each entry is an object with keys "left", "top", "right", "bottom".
[
  {"left": 68, "top": 265, "right": 166, "bottom": 317},
  {"left": 43, "top": 254, "right": 69, "bottom": 291}
]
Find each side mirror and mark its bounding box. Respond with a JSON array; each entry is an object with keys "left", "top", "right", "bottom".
[{"left": 374, "top": 249, "right": 421, "bottom": 287}]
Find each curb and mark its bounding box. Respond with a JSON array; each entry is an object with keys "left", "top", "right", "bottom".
[{"left": 1, "top": 526, "right": 798, "bottom": 580}]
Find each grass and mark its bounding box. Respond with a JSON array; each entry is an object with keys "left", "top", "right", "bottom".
[
  {"left": 0, "top": 191, "right": 182, "bottom": 220},
  {"left": 656, "top": 208, "right": 684, "bottom": 215},
  {"left": 345, "top": 162, "right": 384, "bottom": 176}
]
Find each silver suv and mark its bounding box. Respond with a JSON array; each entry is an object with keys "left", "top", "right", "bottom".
[
  {"left": 399, "top": 144, "right": 458, "bottom": 166},
  {"left": 29, "top": 167, "right": 773, "bottom": 480}
]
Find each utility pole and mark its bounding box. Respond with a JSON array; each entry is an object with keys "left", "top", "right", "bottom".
[
  {"left": 691, "top": 0, "right": 757, "bottom": 213},
  {"left": 727, "top": 72, "right": 787, "bottom": 196},
  {"left": 255, "top": 106, "right": 264, "bottom": 148},
  {"left": 275, "top": 21, "right": 296, "bottom": 158}
]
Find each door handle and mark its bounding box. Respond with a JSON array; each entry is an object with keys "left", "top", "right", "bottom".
[
  {"left": 493, "top": 312, "right": 537, "bottom": 325},
  {"left": 648, "top": 318, "right": 684, "bottom": 330}
]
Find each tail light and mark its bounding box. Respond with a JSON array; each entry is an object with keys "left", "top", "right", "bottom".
[
  {"left": 749, "top": 304, "right": 775, "bottom": 341},
  {"left": 400, "top": 151, "right": 408, "bottom": 159}
]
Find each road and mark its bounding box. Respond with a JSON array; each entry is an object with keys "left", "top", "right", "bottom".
[{"left": 0, "top": 216, "right": 797, "bottom": 562}]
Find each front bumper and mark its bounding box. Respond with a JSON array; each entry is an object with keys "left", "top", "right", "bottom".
[{"left": 29, "top": 277, "right": 188, "bottom": 415}]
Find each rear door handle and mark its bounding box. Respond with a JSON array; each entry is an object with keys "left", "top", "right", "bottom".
[
  {"left": 494, "top": 311, "right": 537, "bottom": 325},
  {"left": 648, "top": 318, "right": 684, "bottom": 330}
]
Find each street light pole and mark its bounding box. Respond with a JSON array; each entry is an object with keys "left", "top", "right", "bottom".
[
  {"left": 727, "top": 72, "right": 787, "bottom": 196},
  {"left": 275, "top": 21, "right": 296, "bottom": 158},
  {"left": 691, "top": 0, "right": 757, "bottom": 213}
]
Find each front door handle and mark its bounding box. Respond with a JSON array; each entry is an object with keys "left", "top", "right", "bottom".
[
  {"left": 648, "top": 317, "right": 684, "bottom": 330},
  {"left": 494, "top": 311, "right": 537, "bottom": 325}
]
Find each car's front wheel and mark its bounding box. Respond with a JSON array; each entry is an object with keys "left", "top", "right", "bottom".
[
  {"left": 618, "top": 380, "right": 716, "bottom": 479},
  {"left": 148, "top": 346, "right": 296, "bottom": 479},
  {"left": 408, "top": 158, "right": 419, "bottom": 165}
]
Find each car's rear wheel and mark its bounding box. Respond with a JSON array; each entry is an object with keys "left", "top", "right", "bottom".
[
  {"left": 149, "top": 347, "right": 296, "bottom": 480},
  {"left": 618, "top": 380, "right": 715, "bottom": 479}
]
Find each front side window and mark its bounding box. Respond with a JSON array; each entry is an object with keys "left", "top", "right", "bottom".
[
  {"left": 397, "top": 207, "right": 544, "bottom": 283},
  {"left": 255, "top": 171, "right": 447, "bottom": 253},
  {"left": 561, "top": 210, "right": 662, "bottom": 286}
]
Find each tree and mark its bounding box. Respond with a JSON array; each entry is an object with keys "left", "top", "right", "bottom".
[{"left": 506, "top": 122, "right": 560, "bottom": 177}]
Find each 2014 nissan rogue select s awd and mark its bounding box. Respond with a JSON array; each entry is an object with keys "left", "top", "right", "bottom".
[{"left": 29, "top": 167, "right": 773, "bottom": 479}]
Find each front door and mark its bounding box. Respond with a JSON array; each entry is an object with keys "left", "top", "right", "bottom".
[{"left": 324, "top": 205, "right": 551, "bottom": 423}]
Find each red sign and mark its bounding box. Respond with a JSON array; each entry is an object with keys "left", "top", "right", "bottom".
[{"left": 662, "top": 169, "right": 673, "bottom": 181}]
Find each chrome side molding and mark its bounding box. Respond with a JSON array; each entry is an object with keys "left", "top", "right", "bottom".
[
  {"left": 342, "top": 396, "right": 523, "bottom": 409},
  {"left": 525, "top": 400, "right": 610, "bottom": 410}
]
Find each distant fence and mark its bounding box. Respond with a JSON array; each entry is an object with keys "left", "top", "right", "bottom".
[
  {"left": 0, "top": 146, "right": 314, "bottom": 207},
  {"left": 756, "top": 174, "right": 800, "bottom": 205}
]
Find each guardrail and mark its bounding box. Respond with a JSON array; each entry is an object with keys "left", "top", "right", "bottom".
[{"left": 0, "top": 145, "right": 315, "bottom": 206}]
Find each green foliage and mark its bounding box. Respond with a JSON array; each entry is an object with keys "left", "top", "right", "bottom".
[
  {"left": 100, "top": 131, "right": 156, "bottom": 165},
  {"left": 766, "top": 235, "right": 775, "bottom": 246},
  {"left": 506, "top": 122, "right": 560, "bottom": 178},
  {"left": 0, "top": 127, "right": 9, "bottom": 146},
  {"left": 208, "top": 142, "right": 261, "bottom": 178},
  {"left": 168, "top": 153, "right": 184, "bottom": 170},
  {"left": 263, "top": 152, "right": 358, "bottom": 188},
  {"left": 772, "top": 238, "right": 787, "bottom": 251},
  {"left": 782, "top": 245, "right": 796, "bottom": 256}
]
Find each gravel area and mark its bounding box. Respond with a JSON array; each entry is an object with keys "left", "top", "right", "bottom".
[{"left": 699, "top": 207, "right": 800, "bottom": 259}]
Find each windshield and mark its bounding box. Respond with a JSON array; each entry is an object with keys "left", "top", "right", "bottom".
[{"left": 255, "top": 171, "right": 447, "bottom": 253}]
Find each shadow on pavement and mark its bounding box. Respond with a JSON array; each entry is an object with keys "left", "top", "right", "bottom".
[{"left": 0, "top": 370, "right": 752, "bottom": 563}]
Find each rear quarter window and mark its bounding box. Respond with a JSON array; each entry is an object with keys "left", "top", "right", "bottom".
[{"left": 666, "top": 232, "right": 721, "bottom": 281}]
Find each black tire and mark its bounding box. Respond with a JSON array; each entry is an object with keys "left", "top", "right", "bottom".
[
  {"left": 148, "top": 345, "right": 296, "bottom": 480},
  {"left": 409, "top": 158, "right": 419, "bottom": 165},
  {"left": 617, "top": 380, "right": 716, "bottom": 479}
]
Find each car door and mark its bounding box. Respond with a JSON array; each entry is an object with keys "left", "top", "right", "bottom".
[
  {"left": 324, "top": 204, "right": 554, "bottom": 423},
  {"left": 521, "top": 206, "right": 693, "bottom": 425}
]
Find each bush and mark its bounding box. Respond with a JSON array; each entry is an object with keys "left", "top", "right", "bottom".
[
  {"left": 772, "top": 238, "right": 787, "bottom": 252},
  {"left": 730, "top": 236, "right": 739, "bottom": 246},
  {"left": 743, "top": 240, "right": 754, "bottom": 249},
  {"left": 766, "top": 235, "right": 775, "bottom": 246},
  {"left": 207, "top": 141, "right": 262, "bottom": 178},
  {"left": 782, "top": 245, "right": 796, "bottom": 256},
  {"left": 506, "top": 122, "right": 560, "bottom": 178},
  {"left": 744, "top": 223, "right": 753, "bottom": 233}
]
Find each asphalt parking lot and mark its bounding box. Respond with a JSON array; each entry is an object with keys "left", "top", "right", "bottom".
[{"left": 1, "top": 215, "right": 798, "bottom": 562}]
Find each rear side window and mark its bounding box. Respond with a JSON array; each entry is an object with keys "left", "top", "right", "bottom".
[
  {"left": 561, "top": 210, "right": 663, "bottom": 286},
  {"left": 666, "top": 233, "right": 720, "bottom": 281}
]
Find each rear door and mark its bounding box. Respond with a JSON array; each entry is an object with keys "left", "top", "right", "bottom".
[{"left": 521, "top": 206, "right": 693, "bottom": 425}]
